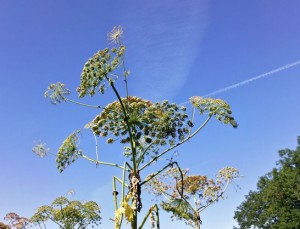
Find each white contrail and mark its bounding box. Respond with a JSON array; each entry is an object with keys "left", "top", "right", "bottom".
[{"left": 202, "top": 60, "right": 300, "bottom": 97}]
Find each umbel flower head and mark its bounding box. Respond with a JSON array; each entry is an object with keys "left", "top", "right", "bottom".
[
  {"left": 32, "top": 142, "right": 50, "bottom": 158},
  {"left": 78, "top": 45, "right": 126, "bottom": 97},
  {"left": 44, "top": 82, "right": 70, "bottom": 104},
  {"left": 56, "top": 130, "right": 82, "bottom": 172},
  {"left": 89, "top": 97, "right": 192, "bottom": 154},
  {"left": 67, "top": 189, "right": 75, "bottom": 197},
  {"left": 190, "top": 96, "right": 238, "bottom": 128},
  {"left": 4, "top": 212, "right": 29, "bottom": 229},
  {"left": 108, "top": 25, "right": 123, "bottom": 43}
]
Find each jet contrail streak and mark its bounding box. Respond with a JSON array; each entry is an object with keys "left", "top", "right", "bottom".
[{"left": 202, "top": 60, "right": 300, "bottom": 97}]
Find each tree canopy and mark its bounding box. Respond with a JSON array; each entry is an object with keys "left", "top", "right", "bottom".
[{"left": 234, "top": 136, "right": 300, "bottom": 229}]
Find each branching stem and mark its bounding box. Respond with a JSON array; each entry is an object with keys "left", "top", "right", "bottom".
[
  {"left": 140, "top": 116, "right": 212, "bottom": 171},
  {"left": 106, "top": 75, "right": 138, "bottom": 175},
  {"left": 136, "top": 142, "right": 155, "bottom": 167},
  {"left": 138, "top": 204, "right": 159, "bottom": 229},
  {"left": 198, "top": 178, "right": 230, "bottom": 213},
  {"left": 81, "top": 154, "right": 124, "bottom": 170},
  {"left": 65, "top": 98, "right": 102, "bottom": 109}
]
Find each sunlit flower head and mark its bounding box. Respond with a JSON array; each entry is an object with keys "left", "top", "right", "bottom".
[
  {"left": 190, "top": 96, "right": 203, "bottom": 105},
  {"left": 107, "top": 26, "right": 123, "bottom": 43},
  {"left": 32, "top": 142, "right": 50, "bottom": 158},
  {"left": 217, "top": 167, "right": 240, "bottom": 180},
  {"left": 44, "top": 82, "right": 70, "bottom": 104},
  {"left": 67, "top": 189, "right": 75, "bottom": 196}
]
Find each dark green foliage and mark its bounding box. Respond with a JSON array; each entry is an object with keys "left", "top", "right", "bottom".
[{"left": 234, "top": 136, "right": 300, "bottom": 229}]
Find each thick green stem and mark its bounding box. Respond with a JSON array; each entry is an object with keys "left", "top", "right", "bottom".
[
  {"left": 118, "top": 162, "right": 130, "bottom": 228},
  {"left": 114, "top": 176, "right": 129, "bottom": 188},
  {"left": 106, "top": 73, "right": 139, "bottom": 229},
  {"left": 122, "top": 163, "right": 127, "bottom": 200},
  {"left": 113, "top": 173, "right": 130, "bottom": 229},
  {"left": 125, "top": 162, "right": 133, "bottom": 170},
  {"left": 112, "top": 176, "right": 124, "bottom": 229},
  {"left": 113, "top": 177, "right": 118, "bottom": 211},
  {"left": 131, "top": 211, "right": 137, "bottom": 229},
  {"left": 106, "top": 76, "right": 138, "bottom": 174}
]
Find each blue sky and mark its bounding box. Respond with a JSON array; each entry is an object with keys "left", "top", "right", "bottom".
[{"left": 1, "top": 0, "right": 300, "bottom": 228}]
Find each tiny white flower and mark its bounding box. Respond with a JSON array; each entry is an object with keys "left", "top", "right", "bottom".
[
  {"left": 32, "top": 142, "right": 50, "bottom": 158},
  {"left": 108, "top": 26, "right": 123, "bottom": 43}
]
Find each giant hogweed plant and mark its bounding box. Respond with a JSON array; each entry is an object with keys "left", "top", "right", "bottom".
[
  {"left": 1, "top": 196, "right": 101, "bottom": 229},
  {"left": 144, "top": 167, "right": 240, "bottom": 228},
  {"left": 35, "top": 26, "right": 239, "bottom": 229}
]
